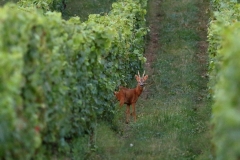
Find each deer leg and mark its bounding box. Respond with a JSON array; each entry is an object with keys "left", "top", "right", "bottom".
[
  {"left": 126, "top": 105, "right": 130, "bottom": 124},
  {"left": 132, "top": 103, "right": 136, "bottom": 122},
  {"left": 119, "top": 99, "right": 124, "bottom": 107}
]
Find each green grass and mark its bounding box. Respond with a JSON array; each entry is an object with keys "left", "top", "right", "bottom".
[
  {"left": 80, "top": 0, "right": 212, "bottom": 159},
  {"left": 146, "top": 0, "right": 211, "bottom": 159},
  {"left": 62, "top": 0, "right": 116, "bottom": 20}
]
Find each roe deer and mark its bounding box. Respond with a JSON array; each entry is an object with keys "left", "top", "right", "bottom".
[{"left": 114, "top": 71, "right": 148, "bottom": 124}]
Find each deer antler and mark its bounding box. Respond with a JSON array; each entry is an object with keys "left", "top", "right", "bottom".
[
  {"left": 138, "top": 71, "right": 140, "bottom": 77},
  {"left": 142, "top": 70, "right": 145, "bottom": 77}
]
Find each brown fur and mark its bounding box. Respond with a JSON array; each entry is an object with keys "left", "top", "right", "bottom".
[{"left": 114, "top": 74, "right": 148, "bottom": 124}]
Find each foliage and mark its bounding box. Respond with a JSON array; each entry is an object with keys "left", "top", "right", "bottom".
[
  {"left": 208, "top": 0, "right": 240, "bottom": 93},
  {"left": 213, "top": 23, "right": 240, "bottom": 160},
  {"left": 0, "top": 0, "right": 147, "bottom": 159},
  {"left": 18, "top": 0, "right": 53, "bottom": 11},
  {"left": 208, "top": 0, "right": 240, "bottom": 159}
]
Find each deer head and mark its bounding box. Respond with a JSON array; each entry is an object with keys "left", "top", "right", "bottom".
[{"left": 135, "top": 71, "right": 148, "bottom": 87}]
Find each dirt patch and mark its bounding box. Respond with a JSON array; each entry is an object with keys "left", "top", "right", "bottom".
[
  {"left": 144, "top": 0, "right": 161, "bottom": 75},
  {"left": 142, "top": 0, "right": 162, "bottom": 98},
  {"left": 196, "top": 1, "right": 209, "bottom": 79}
]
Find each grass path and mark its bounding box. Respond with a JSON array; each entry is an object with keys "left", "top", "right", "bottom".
[{"left": 86, "top": 0, "right": 212, "bottom": 159}]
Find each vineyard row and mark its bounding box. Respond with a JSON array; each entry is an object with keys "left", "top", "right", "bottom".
[
  {"left": 0, "top": 0, "right": 148, "bottom": 159},
  {"left": 208, "top": 0, "right": 240, "bottom": 159}
]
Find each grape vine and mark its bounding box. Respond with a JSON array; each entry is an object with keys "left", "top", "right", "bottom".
[
  {"left": 208, "top": 0, "right": 240, "bottom": 159},
  {"left": 0, "top": 0, "right": 148, "bottom": 159}
]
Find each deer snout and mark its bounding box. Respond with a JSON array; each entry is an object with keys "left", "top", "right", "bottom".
[
  {"left": 139, "top": 81, "right": 147, "bottom": 87},
  {"left": 139, "top": 82, "right": 144, "bottom": 87}
]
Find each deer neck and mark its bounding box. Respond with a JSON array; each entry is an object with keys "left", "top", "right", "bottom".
[{"left": 135, "top": 85, "right": 143, "bottom": 97}]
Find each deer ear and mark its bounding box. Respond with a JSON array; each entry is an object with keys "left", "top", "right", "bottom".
[
  {"left": 144, "top": 75, "right": 148, "bottom": 81},
  {"left": 135, "top": 75, "right": 139, "bottom": 80}
]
